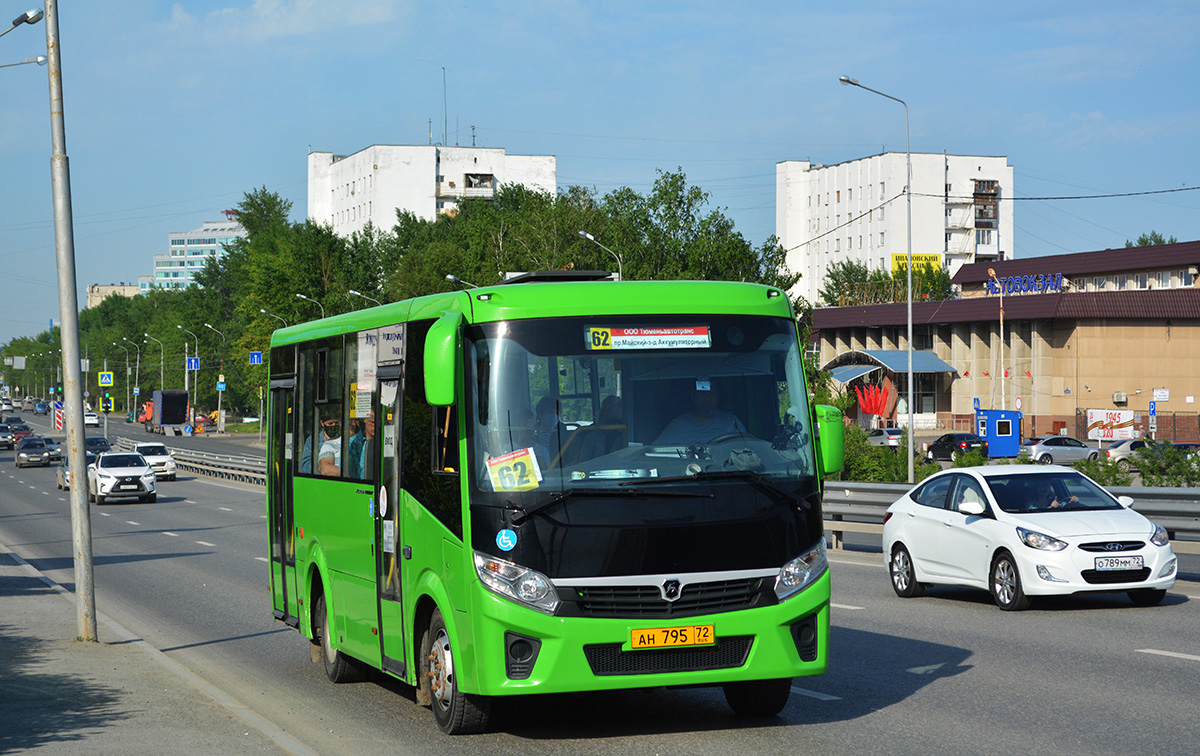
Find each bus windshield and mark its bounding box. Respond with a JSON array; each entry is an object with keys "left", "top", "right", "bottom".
[{"left": 463, "top": 314, "right": 821, "bottom": 575}]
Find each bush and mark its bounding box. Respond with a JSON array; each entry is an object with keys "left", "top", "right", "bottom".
[
  {"left": 950, "top": 448, "right": 989, "bottom": 468},
  {"left": 1135, "top": 442, "right": 1200, "bottom": 487},
  {"left": 829, "top": 425, "right": 939, "bottom": 484},
  {"left": 1072, "top": 456, "right": 1134, "bottom": 487}
]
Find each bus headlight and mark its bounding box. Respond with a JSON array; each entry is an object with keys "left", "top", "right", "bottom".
[
  {"left": 775, "top": 538, "right": 828, "bottom": 601},
  {"left": 474, "top": 551, "right": 560, "bottom": 614}
]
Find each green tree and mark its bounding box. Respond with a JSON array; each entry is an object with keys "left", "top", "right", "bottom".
[{"left": 1125, "top": 231, "right": 1177, "bottom": 248}]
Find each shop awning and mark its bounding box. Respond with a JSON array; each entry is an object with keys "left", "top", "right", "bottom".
[
  {"left": 829, "top": 364, "right": 881, "bottom": 384},
  {"left": 860, "top": 349, "right": 958, "bottom": 374}
]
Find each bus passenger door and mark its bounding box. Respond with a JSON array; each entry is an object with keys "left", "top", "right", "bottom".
[
  {"left": 268, "top": 383, "right": 301, "bottom": 626},
  {"left": 375, "top": 369, "right": 407, "bottom": 677}
]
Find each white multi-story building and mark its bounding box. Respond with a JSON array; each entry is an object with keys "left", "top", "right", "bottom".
[
  {"left": 308, "top": 145, "right": 557, "bottom": 237},
  {"left": 140, "top": 216, "right": 247, "bottom": 292},
  {"left": 776, "top": 152, "right": 1014, "bottom": 306}
]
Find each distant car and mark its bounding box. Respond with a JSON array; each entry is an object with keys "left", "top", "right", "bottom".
[
  {"left": 1104, "top": 438, "right": 1151, "bottom": 471},
  {"left": 0, "top": 424, "right": 12, "bottom": 450},
  {"left": 87, "top": 451, "right": 157, "bottom": 504},
  {"left": 3, "top": 415, "right": 21, "bottom": 425},
  {"left": 56, "top": 451, "right": 97, "bottom": 491},
  {"left": 866, "top": 428, "right": 904, "bottom": 449},
  {"left": 42, "top": 437, "right": 62, "bottom": 463},
  {"left": 15, "top": 437, "right": 52, "bottom": 468},
  {"left": 9, "top": 423, "right": 33, "bottom": 442},
  {"left": 83, "top": 436, "right": 112, "bottom": 454},
  {"left": 83, "top": 412, "right": 100, "bottom": 427},
  {"left": 883, "top": 465, "right": 1177, "bottom": 610},
  {"left": 0, "top": 399, "right": 12, "bottom": 412},
  {"left": 34, "top": 401, "right": 49, "bottom": 415},
  {"left": 1023, "top": 436, "right": 1098, "bottom": 465},
  {"left": 925, "top": 433, "right": 988, "bottom": 461},
  {"left": 134, "top": 442, "right": 177, "bottom": 480},
  {"left": 1174, "top": 442, "right": 1200, "bottom": 457}
]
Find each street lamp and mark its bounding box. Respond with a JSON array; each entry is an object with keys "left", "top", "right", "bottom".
[
  {"left": 0, "top": 55, "right": 45, "bottom": 68},
  {"left": 988, "top": 268, "right": 1005, "bottom": 411},
  {"left": 122, "top": 336, "right": 141, "bottom": 391},
  {"left": 178, "top": 325, "right": 199, "bottom": 397},
  {"left": 841, "top": 74, "right": 915, "bottom": 483},
  {"left": 204, "top": 323, "right": 227, "bottom": 434},
  {"left": 348, "top": 288, "right": 382, "bottom": 306},
  {"left": 295, "top": 292, "right": 325, "bottom": 319},
  {"left": 260, "top": 308, "right": 288, "bottom": 328},
  {"left": 442, "top": 275, "right": 477, "bottom": 289},
  {"left": 112, "top": 341, "right": 130, "bottom": 414},
  {"left": 578, "top": 230, "right": 623, "bottom": 280},
  {"left": 0, "top": 8, "right": 42, "bottom": 39},
  {"left": 144, "top": 333, "right": 165, "bottom": 388}
]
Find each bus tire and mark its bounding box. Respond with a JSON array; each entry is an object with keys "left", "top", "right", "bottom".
[
  {"left": 314, "top": 590, "right": 366, "bottom": 683},
  {"left": 422, "top": 607, "right": 490, "bottom": 735},
  {"left": 723, "top": 677, "right": 792, "bottom": 717}
]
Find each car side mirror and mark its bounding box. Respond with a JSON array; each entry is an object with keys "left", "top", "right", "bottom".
[
  {"left": 1117, "top": 495, "right": 1134, "bottom": 509},
  {"left": 959, "top": 500, "right": 986, "bottom": 516}
]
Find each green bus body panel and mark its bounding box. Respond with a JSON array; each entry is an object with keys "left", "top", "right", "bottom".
[{"left": 267, "top": 279, "right": 833, "bottom": 700}]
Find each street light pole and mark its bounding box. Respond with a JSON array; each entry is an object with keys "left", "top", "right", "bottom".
[
  {"left": 113, "top": 341, "right": 130, "bottom": 413},
  {"left": 348, "top": 289, "right": 382, "bottom": 306},
  {"left": 145, "top": 333, "right": 164, "bottom": 387},
  {"left": 295, "top": 292, "right": 325, "bottom": 319},
  {"left": 204, "top": 323, "right": 226, "bottom": 433},
  {"left": 178, "top": 325, "right": 199, "bottom": 419},
  {"left": 260, "top": 308, "right": 288, "bottom": 328},
  {"left": 122, "top": 336, "right": 141, "bottom": 395},
  {"left": 840, "top": 75, "right": 915, "bottom": 483},
  {"left": 0, "top": 54, "right": 45, "bottom": 68},
  {"left": 578, "top": 230, "right": 623, "bottom": 280},
  {"left": 988, "top": 268, "right": 1005, "bottom": 411}
]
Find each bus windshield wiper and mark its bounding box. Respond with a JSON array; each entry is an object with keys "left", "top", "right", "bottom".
[{"left": 631, "top": 469, "right": 799, "bottom": 504}]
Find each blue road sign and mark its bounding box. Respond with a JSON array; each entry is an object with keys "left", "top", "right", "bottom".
[
  {"left": 249, "top": 351, "right": 263, "bottom": 365},
  {"left": 187, "top": 357, "right": 200, "bottom": 370},
  {"left": 217, "top": 381, "right": 226, "bottom": 392},
  {"left": 1149, "top": 401, "right": 1156, "bottom": 417},
  {"left": 973, "top": 397, "right": 980, "bottom": 411},
  {"left": 133, "top": 386, "right": 140, "bottom": 396}
]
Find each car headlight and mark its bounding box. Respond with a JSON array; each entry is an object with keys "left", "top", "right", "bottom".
[
  {"left": 97, "top": 471, "right": 115, "bottom": 480},
  {"left": 1017, "top": 527, "right": 1068, "bottom": 551},
  {"left": 474, "top": 551, "right": 560, "bottom": 614},
  {"left": 775, "top": 538, "right": 828, "bottom": 601},
  {"left": 1150, "top": 523, "right": 1170, "bottom": 547}
]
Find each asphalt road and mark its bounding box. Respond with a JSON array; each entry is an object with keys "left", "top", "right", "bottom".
[{"left": 3, "top": 413, "right": 1198, "bottom": 755}]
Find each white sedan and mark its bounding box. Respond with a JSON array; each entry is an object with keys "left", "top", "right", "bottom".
[
  {"left": 84, "top": 412, "right": 100, "bottom": 427},
  {"left": 883, "top": 465, "right": 1176, "bottom": 610},
  {"left": 87, "top": 451, "right": 157, "bottom": 504}
]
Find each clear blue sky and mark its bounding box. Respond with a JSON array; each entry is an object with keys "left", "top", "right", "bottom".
[{"left": 2, "top": 1, "right": 1198, "bottom": 349}]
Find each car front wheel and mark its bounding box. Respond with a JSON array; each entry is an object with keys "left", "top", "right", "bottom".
[
  {"left": 1039, "top": 454, "right": 1053, "bottom": 465},
  {"left": 1117, "top": 459, "right": 1131, "bottom": 472},
  {"left": 889, "top": 544, "right": 925, "bottom": 598},
  {"left": 990, "top": 552, "right": 1030, "bottom": 611}
]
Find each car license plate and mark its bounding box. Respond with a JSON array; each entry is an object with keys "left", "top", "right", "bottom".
[
  {"left": 630, "top": 624, "right": 715, "bottom": 650},
  {"left": 119, "top": 484, "right": 138, "bottom": 491},
  {"left": 1095, "top": 555, "right": 1143, "bottom": 571}
]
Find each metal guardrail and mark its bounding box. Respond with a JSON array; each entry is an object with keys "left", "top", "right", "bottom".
[
  {"left": 822, "top": 481, "right": 1200, "bottom": 556},
  {"left": 115, "top": 438, "right": 266, "bottom": 486}
]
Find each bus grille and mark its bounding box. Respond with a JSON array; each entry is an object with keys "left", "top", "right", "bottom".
[
  {"left": 583, "top": 636, "right": 753, "bottom": 676},
  {"left": 568, "top": 578, "right": 768, "bottom": 619}
]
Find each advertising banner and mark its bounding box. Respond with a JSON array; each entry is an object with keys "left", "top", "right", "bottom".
[{"left": 1085, "top": 409, "right": 1136, "bottom": 441}]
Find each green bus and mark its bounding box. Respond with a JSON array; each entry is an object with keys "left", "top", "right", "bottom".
[{"left": 266, "top": 272, "right": 844, "bottom": 734}]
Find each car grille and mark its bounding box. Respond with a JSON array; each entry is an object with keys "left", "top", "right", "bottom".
[
  {"left": 583, "top": 636, "right": 753, "bottom": 676},
  {"left": 1081, "top": 568, "right": 1151, "bottom": 584},
  {"left": 1079, "top": 541, "right": 1144, "bottom": 553},
  {"left": 563, "top": 578, "right": 770, "bottom": 619}
]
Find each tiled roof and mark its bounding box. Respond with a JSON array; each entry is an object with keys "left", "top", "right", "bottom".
[{"left": 952, "top": 239, "right": 1200, "bottom": 284}]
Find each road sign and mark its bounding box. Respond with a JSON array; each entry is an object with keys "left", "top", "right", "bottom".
[
  {"left": 133, "top": 386, "right": 140, "bottom": 396},
  {"left": 217, "top": 381, "right": 226, "bottom": 392},
  {"left": 249, "top": 351, "right": 263, "bottom": 365},
  {"left": 1015, "top": 396, "right": 1022, "bottom": 411},
  {"left": 98, "top": 371, "right": 114, "bottom": 386},
  {"left": 1149, "top": 401, "right": 1157, "bottom": 417},
  {"left": 973, "top": 397, "right": 980, "bottom": 411},
  {"left": 1149, "top": 401, "right": 1157, "bottom": 433},
  {"left": 187, "top": 357, "right": 200, "bottom": 370}
]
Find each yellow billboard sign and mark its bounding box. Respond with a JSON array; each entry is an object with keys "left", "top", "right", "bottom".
[{"left": 890, "top": 253, "right": 943, "bottom": 273}]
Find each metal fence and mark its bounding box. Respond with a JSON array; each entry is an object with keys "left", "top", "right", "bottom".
[
  {"left": 114, "top": 438, "right": 266, "bottom": 486},
  {"left": 1074, "top": 408, "right": 1199, "bottom": 443}
]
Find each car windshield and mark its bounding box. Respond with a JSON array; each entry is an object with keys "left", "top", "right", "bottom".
[
  {"left": 138, "top": 445, "right": 169, "bottom": 456},
  {"left": 985, "top": 472, "right": 1121, "bottom": 513},
  {"left": 100, "top": 454, "right": 145, "bottom": 468},
  {"left": 12, "top": 424, "right": 30, "bottom": 431},
  {"left": 18, "top": 438, "right": 46, "bottom": 449}
]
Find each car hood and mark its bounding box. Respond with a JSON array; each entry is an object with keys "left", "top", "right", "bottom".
[
  {"left": 95, "top": 466, "right": 152, "bottom": 477},
  {"left": 1013, "top": 507, "right": 1151, "bottom": 538}
]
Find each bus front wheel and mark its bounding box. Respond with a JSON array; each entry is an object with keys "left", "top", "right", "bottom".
[
  {"left": 723, "top": 677, "right": 792, "bottom": 717},
  {"left": 314, "top": 590, "right": 366, "bottom": 683},
  {"left": 421, "top": 607, "right": 490, "bottom": 735}
]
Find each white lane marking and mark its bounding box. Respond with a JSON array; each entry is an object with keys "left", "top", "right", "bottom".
[
  {"left": 162, "top": 531, "right": 179, "bottom": 537},
  {"left": 127, "top": 521, "right": 140, "bottom": 526},
  {"left": 28, "top": 485, "right": 35, "bottom": 489},
  {"left": 791, "top": 686, "right": 841, "bottom": 701},
  {"left": 42, "top": 491, "right": 48, "bottom": 495},
  {"left": 219, "top": 507, "right": 232, "bottom": 511},
  {"left": 98, "top": 512, "right": 111, "bottom": 517},
  {"left": 196, "top": 541, "right": 216, "bottom": 547},
  {"left": 832, "top": 603, "right": 864, "bottom": 610},
  {"left": 1137, "top": 649, "right": 1200, "bottom": 662},
  {"left": 255, "top": 557, "right": 269, "bottom": 562}
]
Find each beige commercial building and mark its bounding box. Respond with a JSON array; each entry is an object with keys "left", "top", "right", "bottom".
[
  {"left": 85, "top": 283, "right": 139, "bottom": 309},
  {"left": 813, "top": 240, "right": 1200, "bottom": 440}
]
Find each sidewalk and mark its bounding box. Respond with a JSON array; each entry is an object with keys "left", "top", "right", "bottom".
[{"left": 0, "top": 546, "right": 305, "bottom": 755}]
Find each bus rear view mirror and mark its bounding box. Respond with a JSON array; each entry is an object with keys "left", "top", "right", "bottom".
[
  {"left": 814, "top": 405, "right": 844, "bottom": 475},
  {"left": 424, "top": 312, "right": 463, "bottom": 406}
]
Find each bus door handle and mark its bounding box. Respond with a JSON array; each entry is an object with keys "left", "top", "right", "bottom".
[{"left": 402, "top": 546, "right": 412, "bottom": 559}]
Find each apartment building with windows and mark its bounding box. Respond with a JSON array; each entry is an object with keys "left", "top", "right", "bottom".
[
  {"left": 777, "top": 152, "right": 1014, "bottom": 306},
  {"left": 139, "top": 216, "right": 247, "bottom": 292}
]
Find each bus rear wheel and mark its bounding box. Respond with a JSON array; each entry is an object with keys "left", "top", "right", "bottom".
[
  {"left": 314, "top": 590, "right": 366, "bottom": 683},
  {"left": 421, "top": 607, "right": 490, "bottom": 735},
  {"left": 723, "top": 677, "right": 792, "bottom": 717}
]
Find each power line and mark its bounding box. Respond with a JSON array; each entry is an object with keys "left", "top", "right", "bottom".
[{"left": 916, "top": 185, "right": 1198, "bottom": 202}]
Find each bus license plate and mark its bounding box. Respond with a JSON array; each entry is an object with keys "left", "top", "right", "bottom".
[
  {"left": 1095, "top": 555, "right": 1143, "bottom": 571},
  {"left": 630, "top": 624, "right": 715, "bottom": 650}
]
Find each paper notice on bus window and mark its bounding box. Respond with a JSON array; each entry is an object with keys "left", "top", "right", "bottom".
[
  {"left": 486, "top": 448, "right": 543, "bottom": 492},
  {"left": 586, "top": 326, "right": 711, "bottom": 350}
]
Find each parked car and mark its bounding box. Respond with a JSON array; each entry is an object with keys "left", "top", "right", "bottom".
[
  {"left": 56, "top": 451, "right": 97, "bottom": 491},
  {"left": 866, "top": 428, "right": 904, "bottom": 449},
  {"left": 9, "top": 423, "right": 33, "bottom": 441},
  {"left": 83, "top": 412, "right": 100, "bottom": 427},
  {"left": 34, "top": 401, "right": 49, "bottom": 415},
  {"left": 883, "top": 465, "right": 1177, "bottom": 610},
  {"left": 0, "top": 424, "right": 12, "bottom": 450},
  {"left": 15, "top": 437, "right": 52, "bottom": 468},
  {"left": 87, "top": 451, "right": 157, "bottom": 504},
  {"left": 83, "top": 436, "right": 112, "bottom": 454},
  {"left": 925, "top": 433, "right": 988, "bottom": 461},
  {"left": 1104, "top": 438, "right": 1151, "bottom": 471},
  {"left": 1023, "top": 435, "right": 1098, "bottom": 465},
  {"left": 134, "top": 442, "right": 177, "bottom": 480}
]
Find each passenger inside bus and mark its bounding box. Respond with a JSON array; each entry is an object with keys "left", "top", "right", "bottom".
[
  {"left": 654, "top": 379, "right": 746, "bottom": 444},
  {"left": 349, "top": 411, "right": 376, "bottom": 479},
  {"left": 317, "top": 410, "right": 342, "bottom": 476}
]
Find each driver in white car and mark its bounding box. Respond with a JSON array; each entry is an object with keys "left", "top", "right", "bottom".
[{"left": 654, "top": 379, "right": 746, "bottom": 444}]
